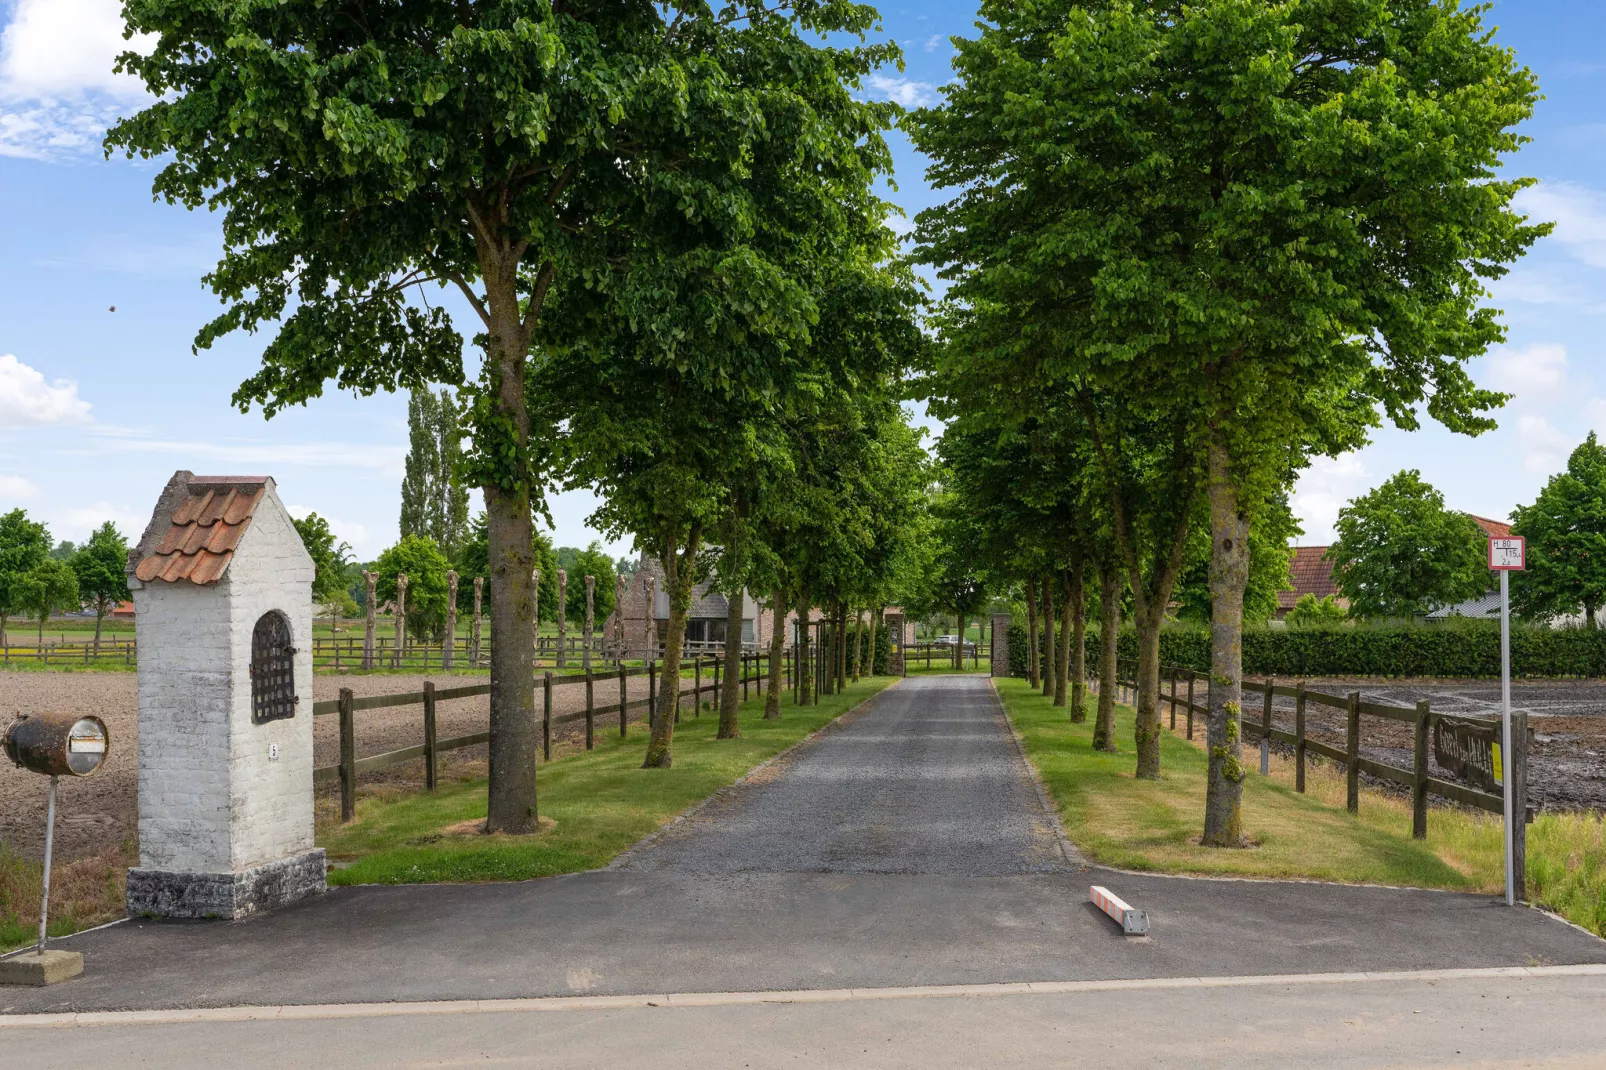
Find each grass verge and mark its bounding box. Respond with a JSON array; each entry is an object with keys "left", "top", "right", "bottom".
[
  {"left": 317, "top": 675, "right": 899, "bottom": 885},
  {"left": 995, "top": 677, "right": 1606, "bottom": 936},
  {"left": 1, "top": 842, "right": 135, "bottom": 954}
]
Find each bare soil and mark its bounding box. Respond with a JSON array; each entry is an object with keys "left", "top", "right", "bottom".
[
  {"left": 1172, "top": 678, "right": 1606, "bottom": 813},
  {"left": 0, "top": 667, "right": 700, "bottom": 865}
]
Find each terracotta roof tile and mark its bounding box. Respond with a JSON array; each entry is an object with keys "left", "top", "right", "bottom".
[
  {"left": 1279, "top": 545, "right": 1342, "bottom": 610},
  {"left": 1470, "top": 514, "right": 1513, "bottom": 539},
  {"left": 134, "top": 477, "right": 268, "bottom": 586}
]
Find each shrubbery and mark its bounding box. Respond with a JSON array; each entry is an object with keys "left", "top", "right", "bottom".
[{"left": 1007, "top": 619, "right": 1606, "bottom": 679}]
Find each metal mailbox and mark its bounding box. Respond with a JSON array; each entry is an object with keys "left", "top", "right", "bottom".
[{"left": 4, "top": 711, "right": 110, "bottom": 778}]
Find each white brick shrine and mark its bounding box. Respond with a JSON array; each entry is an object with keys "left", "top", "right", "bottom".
[{"left": 124, "top": 472, "right": 325, "bottom": 919}]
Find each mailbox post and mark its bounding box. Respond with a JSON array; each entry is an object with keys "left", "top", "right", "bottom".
[{"left": 2, "top": 711, "right": 109, "bottom": 986}]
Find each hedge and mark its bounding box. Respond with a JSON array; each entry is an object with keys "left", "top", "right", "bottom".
[{"left": 1007, "top": 620, "right": 1606, "bottom": 680}]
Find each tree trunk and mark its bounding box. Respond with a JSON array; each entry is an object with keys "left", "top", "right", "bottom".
[
  {"left": 765, "top": 589, "right": 786, "bottom": 719},
  {"left": 873, "top": 604, "right": 886, "bottom": 671},
  {"left": 93, "top": 603, "right": 105, "bottom": 656},
  {"left": 484, "top": 480, "right": 538, "bottom": 832},
  {"left": 1132, "top": 597, "right": 1166, "bottom": 780},
  {"left": 1040, "top": 577, "right": 1056, "bottom": 697},
  {"left": 1055, "top": 569, "right": 1072, "bottom": 709},
  {"left": 38, "top": 614, "right": 45, "bottom": 645},
  {"left": 955, "top": 614, "right": 966, "bottom": 670},
  {"left": 798, "top": 599, "right": 814, "bottom": 705},
  {"left": 718, "top": 579, "right": 743, "bottom": 739},
  {"left": 841, "top": 594, "right": 854, "bottom": 687},
  {"left": 1587, "top": 600, "right": 1598, "bottom": 630},
  {"left": 1068, "top": 559, "right": 1087, "bottom": 723},
  {"left": 1203, "top": 432, "right": 1250, "bottom": 847},
  {"left": 646, "top": 529, "right": 701, "bottom": 767},
  {"left": 851, "top": 609, "right": 865, "bottom": 683},
  {"left": 1094, "top": 561, "right": 1121, "bottom": 752},
  {"left": 1024, "top": 576, "right": 1040, "bottom": 689}
]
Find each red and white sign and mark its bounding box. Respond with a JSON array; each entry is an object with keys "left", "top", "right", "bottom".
[{"left": 1489, "top": 536, "right": 1525, "bottom": 571}]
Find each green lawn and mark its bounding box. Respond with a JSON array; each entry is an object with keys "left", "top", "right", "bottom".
[
  {"left": 995, "top": 677, "right": 1606, "bottom": 936},
  {"left": 318, "top": 675, "right": 900, "bottom": 885}
]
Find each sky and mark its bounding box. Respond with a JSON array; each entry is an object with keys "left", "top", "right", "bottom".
[{"left": 1, "top": 1, "right": 1603, "bottom": 562}]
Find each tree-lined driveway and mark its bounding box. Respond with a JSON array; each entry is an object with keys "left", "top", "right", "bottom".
[{"left": 5, "top": 676, "right": 1605, "bottom": 1016}]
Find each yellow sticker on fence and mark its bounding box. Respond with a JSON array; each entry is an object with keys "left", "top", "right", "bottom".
[{"left": 1491, "top": 742, "right": 1503, "bottom": 785}]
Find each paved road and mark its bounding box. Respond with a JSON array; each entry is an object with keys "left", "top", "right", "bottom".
[
  {"left": 9, "top": 971, "right": 1606, "bottom": 1068},
  {"left": 615, "top": 674, "right": 1074, "bottom": 875},
  {"left": 4, "top": 675, "right": 1605, "bottom": 1019}
]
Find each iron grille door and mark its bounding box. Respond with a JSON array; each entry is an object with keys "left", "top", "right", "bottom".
[{"left": 251, "top": 611, "right": 297, "bottom": 724}]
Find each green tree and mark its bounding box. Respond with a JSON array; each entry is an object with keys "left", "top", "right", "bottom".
[
  {"left": 68, "top": 523, "right": 130, "bottom": 653},
  {"left": 400, "top": 388, "right": 471, "bottom": 557},
  {"left": 1329, "top": 471, "right": 1489, "bottom": 619},
  {"left": 111, "top": 0, "right": 896, "bottom": 830},
  {"left": 1173, "top": 497, "right": 1299, "bottom": 627},
  {"left": 16, "top": 558, "right": 79, "bottom": 644},
  {"left": 454, "top": 513, "right": 558, "bottom": 621},
  {"left": 1512, "top": 433, "right": 1606, "bottom": 627},
  {"left": 374, "top": 535, "right": 452, "bottom": 642},
  {"left": 560, "top": 542, "right": 618, "bottom": 626},
  {"left": 1284, "top": 594, "right": 1348, "bottom": 629},
  {"left": 910, "top": 0, "right": 1541, "bottom": 845},
  {"left": 0, "top": 508, "right": 51, "bottom": 645},
  {"left": 293, "top": 513, "right": 356, "bottom": 606},
  {"left": 49, "top": 540, "right": 76, "bottom": 561}
]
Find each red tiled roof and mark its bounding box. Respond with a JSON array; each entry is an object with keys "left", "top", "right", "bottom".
[
  {"left": 133, "top": 477, "right": 269, "bottom": 585},
  {"left": 1279, "top": 545, "right": 1342, "bottom": 611},
  {"left": 1470, "top": 515, "right": 1513, "bottom": 539}
]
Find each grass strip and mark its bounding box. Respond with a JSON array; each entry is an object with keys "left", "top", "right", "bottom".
[
  {"left": 995, "top": 677, "right": 1606, "bottom": 936},
  {"left": 318, "top": 675, "right": 899, "bottom": 885}
]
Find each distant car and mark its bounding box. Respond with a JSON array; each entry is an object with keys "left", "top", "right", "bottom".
[{"left": 931, "top": 635, "right": 977, "bottom": 652}]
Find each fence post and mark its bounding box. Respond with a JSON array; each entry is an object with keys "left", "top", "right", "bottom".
[
  {"left": 1186, "top": 671, "right": 1195, "bottom": 741},
  {"left": 585, "top": 668, "right": 595, "bottom": 750},
  {"left": 424, "top": 680, "right": 438, "bottom": 791},
  {"left": 338, "top": 687, "right": 356, "bottom": 823},
  {"left": 1295, "top": 683, "right": 1307, "bottom": 793},
  {"left": 1513, "top": 710, "right": 1529, "bottom": 902},
  {"left": 743, "top": 653, "right": 750, "bottom": 702},
  {"left": 1412, "top": 700, "right": 1430, "bottom": 840},
  {"left": 648, "top": 660, "right": 658, "bottom": 732},
  {"left": 1261, "top": 677, "right": 1274, "bottom": 776},
  {"left": 443, "top": 571, "right": 457, "bottom": 671},
  {"left": 619, "top": 665, "right": 628, "bottom": 737},
  {"left": 1168, "top": 667, "right": 1177, "bottom": 730},
  {"left": 694, "top": 657, "right": 703, "bottom": 716},
  {"left": 1346, "top": 691, "right": 1361, "bottom": 815},
  {"left": 543, "top": 671, "right": 553, "bottom": 761},
  {"left": 713, "top": 657, "right": 722, "bottom": 712}
]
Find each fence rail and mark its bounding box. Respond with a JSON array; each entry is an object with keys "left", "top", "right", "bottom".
[
  {"left": 1, "top": 637, "right": 137, "bottom": 666},
  {"left": 904, "top": 642, "right": 990, "bottom": 672},
  {"left": 319, "top": 652, "right": 786, "bottom": 820},
  {"left": 1101, "top": 660, "right": 1532, "bottom": 896}
]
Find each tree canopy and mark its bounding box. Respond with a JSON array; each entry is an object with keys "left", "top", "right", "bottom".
[
  {"left": 1512, "top": 432, "right": 1606, "bottom": 627},
  {"left": 1329, "top": 471, "right": 1489, "bottom": 620}
]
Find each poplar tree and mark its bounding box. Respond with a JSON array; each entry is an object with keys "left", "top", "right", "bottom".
[{"left": 400, "top": 388, "right": 470, "bottom": 557}]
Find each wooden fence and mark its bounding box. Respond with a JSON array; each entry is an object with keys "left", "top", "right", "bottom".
[
  {"left": 313, "top": 652, "right": 783, "bottom": 821},
  {"left": 904, "top": 642, "right": 989, "bottom": 672},
  {"left": 1103, "top": 660, "right": 1532, "bottom": 896},
  {"left": 309, "top": 634, "right": 754, "bottom": 673},
  {"left": 0, "top": 637, "right": 136, "bottom": 666}
]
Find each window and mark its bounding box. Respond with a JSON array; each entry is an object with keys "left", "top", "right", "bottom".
[{"left": 250, "top": 611, "right": 297, "bottom": 724}]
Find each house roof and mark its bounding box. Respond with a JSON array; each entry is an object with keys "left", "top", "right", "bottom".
[
  {"left": 132, "top": 475, "right": 270, "bottom": 586},
  {"left": 1279, "top": 545, "right": 1342, "bottom": 611},
  {"left": 1470, "top": 515, "right": 1513, "bottom": 539}
]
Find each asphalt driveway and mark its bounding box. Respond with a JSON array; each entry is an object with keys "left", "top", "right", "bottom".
[{"left": 4, "top": 674, "right": 1603, "bottom": 1015}]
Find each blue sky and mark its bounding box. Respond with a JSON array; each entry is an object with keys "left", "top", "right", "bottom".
[{"left": 0, "top": 1, "right": 1602, "bottom": 561}]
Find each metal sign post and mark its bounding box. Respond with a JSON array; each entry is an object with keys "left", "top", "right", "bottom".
[{"left": 1489, "top": 535, "right": 1526, "bottom": 907}]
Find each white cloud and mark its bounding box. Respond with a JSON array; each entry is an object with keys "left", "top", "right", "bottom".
[
  {"left": 0, "top": 473, "right": 40, "bottom": 500},
  {"left": 0, "top": 0, "right": 152, "bottom": 100},
  {"left": 925, "top": 34, "right": 945, "bottom": 53},
  {"left": 0, "top": 354, "right": 94, "bottom": 428},
  {"left": 1292, "top": 453, "right": 1368, "bottom": 544},
  {"left": 1517, "top": 414, "right": 1574, "bottom": 475},
  {"left": 0, "top": 0, "right": 154, "bottom": 158},
  {"left": 79, "top": 428, "right": 406, "bottom": 476},
  {"left": 47, "top": 501, "right": 147, "bottom": 543},
  {"left": 1480, "top": 342, "right": 1568, "bottom": 403},
  {"left": 1494, "top": 268, "right": 1606, "bottom": 314},
  {"left": 1588, "top": 398, "right": 1606, "bottom": 435},
  {"left": 1515, "top": 182, "right": 1606, "bottom": 269},
  {"left": 286, "top": 504, "right": 374, "bottom": 556},
  {"left": 866, "top": 75, "right": 938, "bottom": 109}
]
